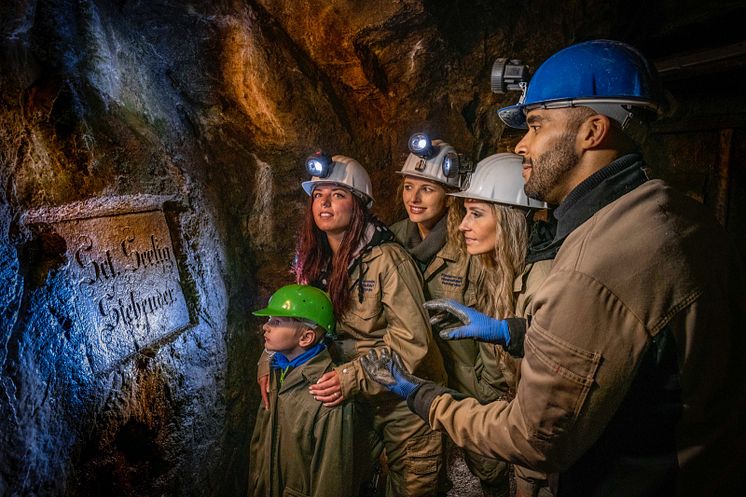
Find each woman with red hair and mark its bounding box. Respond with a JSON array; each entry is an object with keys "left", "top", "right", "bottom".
[{"left": 260, "top": 154, "right": 447, "bottom": 497}]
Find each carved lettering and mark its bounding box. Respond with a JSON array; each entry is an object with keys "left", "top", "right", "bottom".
[
  {"left": 44, "top": 208, "right": 191, "bottom": 372},
  {"left": 97, "top": 285, "right": 178, "bottom": 332}
]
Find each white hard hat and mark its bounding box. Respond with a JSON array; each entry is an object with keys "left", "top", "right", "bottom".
[
  {"left": 302, "top": 155, "right": 374, "bottom": 207},
  {"left": 449, "top": 153, "right": 546, "bottom": 209},
  {"left": 398, "top": 139, "right": 460, "bottom": 188}
]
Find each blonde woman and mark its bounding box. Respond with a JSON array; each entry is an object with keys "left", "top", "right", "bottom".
[{"left": 390, "top": 135, "right": 510, "bottom": 496}]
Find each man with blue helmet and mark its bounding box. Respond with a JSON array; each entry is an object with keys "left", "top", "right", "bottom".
[{"left": 362, "top": 40, "right": 746, "bottom": 496}]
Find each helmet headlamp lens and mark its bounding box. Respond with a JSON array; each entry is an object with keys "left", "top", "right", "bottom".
[
  {"left": 408, "top": 133, "right": 434, "bottom": 159},
  {"left": 442, "top": 152, "right": 460, "bottom": 178},
  {"left": 305, "top": 152, "right": 333, "bottom": 178}
]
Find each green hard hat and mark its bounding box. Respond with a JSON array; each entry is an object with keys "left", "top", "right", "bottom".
[{"left": 253, "top": 284, "right": 335, "bottom": 334}]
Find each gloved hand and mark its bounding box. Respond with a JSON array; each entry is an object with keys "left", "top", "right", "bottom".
[
  {"left": 424, "top": 299, "right": 511, "bottom": 347},
  {"left": 360, "top": 348, "right": 427, "bottom": 400}
]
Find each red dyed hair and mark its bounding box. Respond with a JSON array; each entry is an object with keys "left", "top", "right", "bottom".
[{"left": 294, "top": 192, "right": 370, "bottom": 319}]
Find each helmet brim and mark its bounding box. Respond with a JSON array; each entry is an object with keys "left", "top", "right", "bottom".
[
  {"left": 497, "top": 104, "right": 528, "bottom": 129},
  {"left": 448, "top": 190, "right": 547, "bottom": 209},
  {"left": 301, "top": 180, "right": 317, "bottom": 197},
  {"left": 301, "top": 180, "right": 374, "bottom": 207},
  {"left": 396, "top": 170, "right": 456, "bottom": 188},
  {"left": 253, "top": 307, "right": 296, "bottom": 318},
  {"left": 447, "top": 191, "right": 497, "bottom": 203}
]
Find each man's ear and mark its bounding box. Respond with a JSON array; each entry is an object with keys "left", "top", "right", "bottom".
[
  {"left": 297, "top": 327, "right": 318, "bottom": 348},
  {"left": 578, "top": 114, "right": 612, "bottom": 151}
]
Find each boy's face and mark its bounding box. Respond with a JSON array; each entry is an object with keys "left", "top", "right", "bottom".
[{"left": 262, "top": 317, "right": 303, "bottom": 354}]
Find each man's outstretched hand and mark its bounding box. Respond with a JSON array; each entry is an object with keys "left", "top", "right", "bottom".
[{"left": 424, "top": 299, "right": 511, "bottom": 347}]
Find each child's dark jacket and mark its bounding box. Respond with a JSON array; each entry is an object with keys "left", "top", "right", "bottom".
[{"left": 248, "top": 348, "right": 368, "bottom": 497}]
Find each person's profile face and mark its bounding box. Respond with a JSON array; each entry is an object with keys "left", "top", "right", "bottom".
[
  {"left": 459, "top": 199, "right": 497, "bottom": 255},
  {"left": 261, "top": 317, "right": 302, "bottom": 353},
  {"left": 514, "top": 108, "right": 581, "bottom": 204}
]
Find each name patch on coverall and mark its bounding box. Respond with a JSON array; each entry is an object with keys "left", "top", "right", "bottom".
[
  {"left": 361, "top": 279, "right": 376, "bottom": 292},
  {"left": 440, "top": 274, "right": 463, "bottom": 288}
]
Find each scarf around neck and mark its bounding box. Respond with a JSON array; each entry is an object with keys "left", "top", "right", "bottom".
[
  {"left": 271, "top": 342, "right": 327, "bottom": 384},
  {"left": 401, "top": 215, "right": 448, "bottom": 271}
]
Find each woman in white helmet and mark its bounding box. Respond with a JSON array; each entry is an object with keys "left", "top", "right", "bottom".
[
  {"left": 433, "top": 152, "right": 553, "bottom": 497},
  {"left": 389, "top": 134, "right": 512, "bottom": 497},
  {"left": 291, "top": 153, "right": 448, "bottom": 496}
]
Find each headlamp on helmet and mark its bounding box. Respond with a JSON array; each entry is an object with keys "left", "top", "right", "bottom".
[
  {"left": 402, "top": 132, "right": 474, "bottom": 187},
  {"left": 408, "top": 133, "right": 435, "bottom": 159},
  {"left": 443, "top": 152, "right": 475, "bottom": 179},
  {"left": 442, "top": 152, "right": 460, "bottom": 178},
  {"left": 305, "top": 151, "right": 333, "bottom": 178},
  {"left": 491, "top": 58, "right": 530, "bottom": 94}
]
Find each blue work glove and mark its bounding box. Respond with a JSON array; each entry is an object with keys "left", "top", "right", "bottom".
[
  {"left": 360, "top": 348, "right": 427, "bottom": 400},
  {"left": 424, "top": 298, "right": 511, "bottom": 347}
]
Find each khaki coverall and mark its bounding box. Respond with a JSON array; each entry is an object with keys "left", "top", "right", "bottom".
[
  {"left": 422, "top": 177, "right": 746, "bottom": 496},
  {"left": 391, "top": 218, "right": 511, "bottom": 495},
  {"left": 479, "top": 260, "right": 553, "bottom": 497},
  {"left": 249, "top": 349, "right": 370, "bottom": 497},
  {"left": 333, "top": 241, "right": 447, "bottom": 497}
]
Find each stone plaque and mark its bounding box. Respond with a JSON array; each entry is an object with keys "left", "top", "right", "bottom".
[{"left": 30, "top": 203, "right": 190, "bottom": 372}]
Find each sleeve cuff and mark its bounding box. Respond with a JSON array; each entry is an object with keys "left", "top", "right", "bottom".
[
  {"left": 334, "top": 361, "right": 361, "bottom": 399},
  {"left": 407, "top": 382, "right": 466, "bottom": 423},
  {"left": 505, "top": 317, "right": 527, "bottom": 358}
]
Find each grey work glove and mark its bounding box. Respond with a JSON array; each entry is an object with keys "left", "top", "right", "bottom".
[{"left": 360, "top": 348, "right": 428, "bottom": 400}]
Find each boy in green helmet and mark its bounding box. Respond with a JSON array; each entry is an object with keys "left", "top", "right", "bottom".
[{"left": 248, "top": 284, "right": 371, "bottom": 497}]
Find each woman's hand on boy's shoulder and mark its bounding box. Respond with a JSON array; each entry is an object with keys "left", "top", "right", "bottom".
[{"left": 309, "top": 371, "right": 344, "bottom": 407}]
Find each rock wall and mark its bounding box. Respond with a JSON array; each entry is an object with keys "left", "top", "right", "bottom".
[{"left": 1, "top": 1, "right": 744, "bottom": 496}]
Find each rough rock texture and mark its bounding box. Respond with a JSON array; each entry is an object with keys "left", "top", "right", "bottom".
[{"left": 1, "top": 1, "right": 745, "bottom": 496}]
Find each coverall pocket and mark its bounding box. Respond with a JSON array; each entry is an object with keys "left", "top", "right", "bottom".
[
  {"left": 346, "top": 299, "right": 382, "bottom": 334},
  {"left": 521, "top": 325, "right": 601, "bottom": 441},
  {"left": 349, "top": 301, "right": 381, "bottom": 320},
  {"left": 404, "top": 431, "right": 443, "bottom": 475},
  {"left": 282, "top": 485, "right": 309, "bottom": 497}
]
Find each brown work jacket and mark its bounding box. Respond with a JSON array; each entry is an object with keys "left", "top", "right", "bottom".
[
  {"left": 477, "top": 259, "right": 553, "bottom": 400},
  {"left": 333, "top": 242, "right": 447, "bottom": 400},
  {"left": 390, "top": 218, "right": 492, "bottom": 398},
  {"left": 427, "top": 179, "right": 746, "bottom": 496}
]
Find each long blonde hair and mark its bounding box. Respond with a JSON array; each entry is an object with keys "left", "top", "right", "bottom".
[
  {"left": 474, "top": 204, "right": 528, "bottom": 319},
  {"left": 446, "top": 196, "right": 466, "bottom": 255}
]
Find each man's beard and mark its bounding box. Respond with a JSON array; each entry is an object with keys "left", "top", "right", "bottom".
[{"left": 524, "top": 131, "right": 580, "bottom": 203}]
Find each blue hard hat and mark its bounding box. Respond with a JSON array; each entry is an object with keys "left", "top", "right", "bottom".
[{"left": 498, "top": 40, "right": 662, "bottom": 129}]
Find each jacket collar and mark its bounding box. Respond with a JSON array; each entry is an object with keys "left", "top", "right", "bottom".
[
  {"left": 277, "top": 349, "right": 332, "bottom": 394},
  {"left": 401, "top": 216, "right": 448, "bottom": 271},
  {"left": 348, "top": 220, "right": 397, "bottom": 268},
  {"left": 347, "top": 220, "right": 397, "bottom": 302},
  {"left": 435, "top": 237, "right": 461, "bottom": 262}
]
